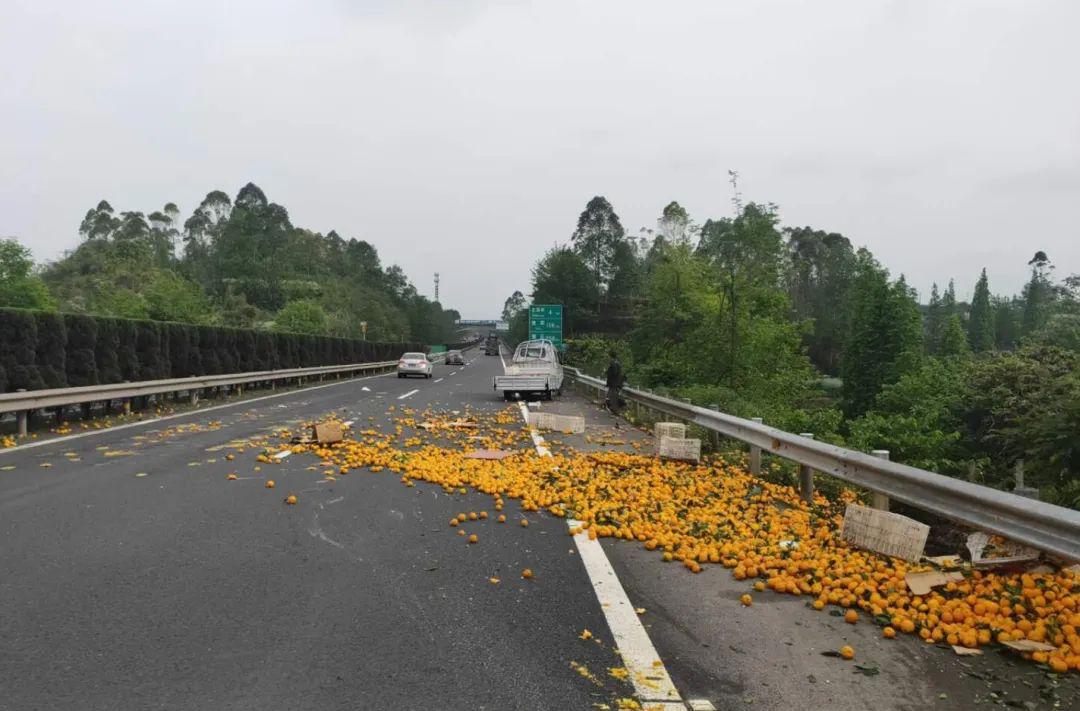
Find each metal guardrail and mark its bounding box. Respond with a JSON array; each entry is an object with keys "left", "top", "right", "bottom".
[
  {"left": 566, "top": 367, "right": 1080, "bottom": 562},
  {"left": 0, "top": 359, "right": 415, "bottom": 437}
]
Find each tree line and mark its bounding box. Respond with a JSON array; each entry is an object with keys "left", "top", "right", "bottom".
[
  {"left": 504, "top": 196, "right": 1080, "bottom": 507},
  {"left": 0, "top": 182, "right": 459, "bottom": 344}
]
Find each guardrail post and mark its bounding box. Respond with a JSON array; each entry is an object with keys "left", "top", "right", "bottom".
[
  {"left": 749, "top": 417, "right": 763, "bottom": 475},
  {"left": 16, "top": 389, "right": 28, "bottom": 436},
  {"left": 189, "top": 389, "right": 199, "bottom": 406},
  {"left": 709, "top": 405, "right": 721, "bottom": 450},
  {"left": 870, "top": 450, "right": 891, "bottom": 510},
  {"left": 799, "top": 433, "right": 815, "bottom": 502}
]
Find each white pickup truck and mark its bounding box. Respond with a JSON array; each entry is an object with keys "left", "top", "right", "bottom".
[{"left": 493, "top": 339, "right": 564, "bottom": 401}]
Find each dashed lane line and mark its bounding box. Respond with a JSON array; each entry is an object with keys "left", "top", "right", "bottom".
[
  {"left": 515, "top": 402, "right": 687, "bottom": 710},
  {"left": 397, "top": 389, "right": 420, "bottom": 400}
]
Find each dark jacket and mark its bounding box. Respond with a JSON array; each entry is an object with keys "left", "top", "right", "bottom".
[{"left": 605, "top": 358, "right": 624, "bottom": 389}]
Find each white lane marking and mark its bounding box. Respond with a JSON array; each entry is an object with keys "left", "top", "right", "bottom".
[
  {"left": 515, "top": 401, "right": 686, "bottom": 710},
  {"left": 0, "top": 371, "right": 395, "bottom": 456},
  {"left": 498, "top": 348, "right": 507, "bottom": 370},
  {"left": 273, "top": 450, "right": 291, "bottom": 460},
  {"left": 434, "top": 378, "right": 444, "bottom": 383},
  {"left": 397, "top": 389, "right": 419, "bottom": 400}
]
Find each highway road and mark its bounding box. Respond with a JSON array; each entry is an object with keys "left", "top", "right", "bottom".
[{"left": 2, "top": 347, "right": 1076, "bottom": 710}]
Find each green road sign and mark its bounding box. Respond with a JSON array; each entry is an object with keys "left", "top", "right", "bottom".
[{"left": 528, "top": 304, "right": 563, "bottom": 348}]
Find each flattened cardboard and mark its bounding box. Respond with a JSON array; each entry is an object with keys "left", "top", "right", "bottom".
[
  {"left": 1002, "top": 639, "right": 1058, "bottom": 653},
  {"left": 464, "top": 449, "right": 513, "bottom": 460},
  {"left": 905, "top": 570, "right": 964, "bottom": 596},
  {"left": 951, "top": 645, "right": 983, "bottom": 656}
]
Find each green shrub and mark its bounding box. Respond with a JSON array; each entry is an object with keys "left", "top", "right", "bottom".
[
  {"left": 0, "top": 309, "right": 42, "bottom": 391},
  {"left": 94, "top": 318, "right": 122, "bottom": 384},
  {"left": 35, "top": 311, "right": 68, "bottom": 388},
  {"left": 64, "top": 314, "right": 99, "bottom": 386}
]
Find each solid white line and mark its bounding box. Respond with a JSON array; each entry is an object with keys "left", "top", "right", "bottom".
[
  {"left": 397, "top": 389, "right": 419, "bottom": 400},
  {"left": 434, "top": 378, "right": 444, "bottom": 383},
  {"left": 0, "top": 371, "right": 395, "bottom": 456},
  {"left": 514, "top": 402, "right": 685, "bottom": 709}
]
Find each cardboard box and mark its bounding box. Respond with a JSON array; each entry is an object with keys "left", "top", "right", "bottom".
[{"left": 312, "top": 421, "right": 344, "bottom": 444}]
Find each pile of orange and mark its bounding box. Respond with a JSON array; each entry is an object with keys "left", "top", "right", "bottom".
[{"left": 280, "top": 407, "right": 1079, "bottom": 672}]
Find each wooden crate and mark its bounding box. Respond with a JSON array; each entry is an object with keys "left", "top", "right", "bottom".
[
  {"left": 658, "top": 436, "right": 701, "bottom": 463},
  {"left": 841, "top": 504, "right": 929, "bottom": 562},
  {"left": 529, "top": 412, "right": 586, "bottom": 434},
  {"left": 654, "top": 422, "right": 686, "bottom": 441}
]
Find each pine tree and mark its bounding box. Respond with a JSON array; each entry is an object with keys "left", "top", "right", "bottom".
[
  {"left": 939, "top": 315, "right": 971, "bottom": 358},
  {"left": 925, "top": 283, "right": 943, "bottom": 355},
  {"left": 842, "top": 257, "right": 891, "bottom": 416},
  {"left": 882, "top": 276, "right": 924, "bottom": 383},
  {"left": 943, "top": 279, "right": 957, "bottom": 318},
  {"left": 993, "top": 297, "right": 1018, "bottom": 350},
  {"left": 571, "top": 196, "right": 625, "bottom": 310},
  {"left": 968, "top": 268, "right": 994, "bottom": 352}
]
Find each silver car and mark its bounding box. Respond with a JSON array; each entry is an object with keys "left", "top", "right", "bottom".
[{"left": 397, "top": 352, "right": 433, "bottom": 378}]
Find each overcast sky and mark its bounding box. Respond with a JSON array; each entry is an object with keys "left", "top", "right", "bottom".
[{"left": 2, "top": 0, "right": 1077, "bottom": 317}]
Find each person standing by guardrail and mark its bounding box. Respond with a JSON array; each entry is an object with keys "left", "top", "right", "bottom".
[{"left": 605, "top": 350, "right": 625, "bottom": 414}]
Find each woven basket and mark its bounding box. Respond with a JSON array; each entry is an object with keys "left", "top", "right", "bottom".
[
  {"left": 841, "top": 504, "right": 929, "bottom": 562},
  {"left": 529, "top": 412, "right": 585, "bottom": 434},
  {"left": 658, "top": 436, "right": 701, "bottom": 463}
]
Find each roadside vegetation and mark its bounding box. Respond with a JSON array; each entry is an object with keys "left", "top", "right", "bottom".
[
  {"left": 0, "top": 182, "right": 459, "bottom": 344},
  {"left": 503, "top": 196, "right": 1080, "bottom": 507}
]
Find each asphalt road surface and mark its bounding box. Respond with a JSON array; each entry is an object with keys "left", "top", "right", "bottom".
[{"left": 3, "top": 347, "right": 1077, "bottom": 710}]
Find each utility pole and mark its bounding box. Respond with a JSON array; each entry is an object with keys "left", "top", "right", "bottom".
[{"left": 434, "top": 272, "right": 440, "bottom": 303}]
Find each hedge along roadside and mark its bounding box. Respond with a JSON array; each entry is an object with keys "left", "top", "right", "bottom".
[{"left": 0, "top": 307, "right": 424, "bottom": 394}]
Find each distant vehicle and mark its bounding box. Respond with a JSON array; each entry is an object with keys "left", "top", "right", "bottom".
[
  {"left": 397, "top": 352, "right": 433, "bottom": 378},
  {"left": 485, "top": 334, "right": 500, "bottom": 356},
  {"left": 445, "top": 350, "right": 464, "bottom": 365},
  {"left": 493, "top": 339, "right": 563, "bottom": 400}
]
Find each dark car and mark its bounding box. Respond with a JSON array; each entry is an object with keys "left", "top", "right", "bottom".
[{"left": 445, "top": 350, "right": 464, "bottom": 365}]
